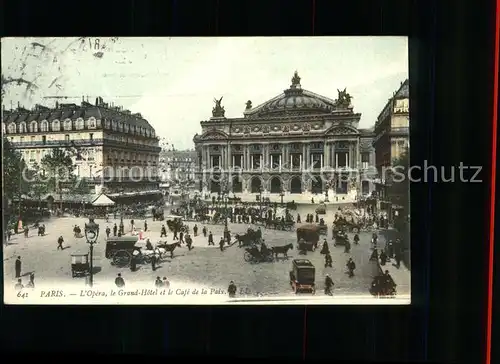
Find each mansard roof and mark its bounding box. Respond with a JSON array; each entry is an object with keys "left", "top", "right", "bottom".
[{"left": 1, "top": 98, "right": 154, "bottom": 131}]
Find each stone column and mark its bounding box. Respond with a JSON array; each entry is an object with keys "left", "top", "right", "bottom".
[
  {"left": 323, "top": 142, "right": 328, "bottom": 169},
  {"left": 302, "top": 144, "right": 307, "bottom": 170},
  {"left": 331, "top": 142, "right": 336, "bottom": 170},
  {"left": 306, "top": 144, "right": 311, "bottom": 169}
]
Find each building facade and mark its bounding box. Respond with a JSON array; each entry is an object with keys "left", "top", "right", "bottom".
[
  {"left": 159, "top": 148, "right": 198, "bottom": 182},
  {"left": 2, "top": 97, "right": 162, "bottom": 203},
  {"left": 372, "top": 79, "right": 410, "bottom": 215},
  {"left": 193, "top": 72, "right": 377, "bottom": 202}
]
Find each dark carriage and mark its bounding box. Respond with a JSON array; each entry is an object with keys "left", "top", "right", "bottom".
[
  {"left": 235, "top": 228, "right": 262, "bottom": 247},
  {"left": 296, "top": 224, "right": 320, "bottom": 252},
  {"left": 265, "top": 219, "right": 295, "bottom": 231},
  {"left": 243, "top": 246, "right": 274, "bottom": 263},
  {"left": 289, "top": 259, "right": 316, "bottom": 294},
  {"left": 286, "top": 201, "right": 297, "bottom": 210},
  {"left": 105, "top": 236, "right": 139, "bottom": 267},
  {"left": 315, "top": 203, "right": 327, "bottom": 215},
  {"left": 333, "top": 229, "right": 349, "bottom": 247},
  {"left": 334, "top": 219, "right": 361, "bottom": 233},
  {"left": 71, "top": 253, "right": 90, "bottom": 278},
  {"left": 151, "top": 207, "right": 164, "bottom": 221},
  {"left": 166, "top": 215, "right": 189, "bottom": 233}
]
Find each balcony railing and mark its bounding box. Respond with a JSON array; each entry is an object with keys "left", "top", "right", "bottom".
[
  {"left": 12, "top": 138, "right": 103, "bottom": 147},
  {"left": 11, "top": 137, "right": 162, "bottom": 153}
]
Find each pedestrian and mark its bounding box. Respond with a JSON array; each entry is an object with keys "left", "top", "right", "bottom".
[
  {"left": 346, "top": 258, "right": 356, "bottom": 277},
  {"left": 29, "top": 272, "right": 35, "bottom": 288},
  {"left": 162, "top": 277, "right": 170, "bottom": 288},
  {"left": 15, "top": 279, "right": 24, "bottom": 291},
  {"left": 202, "top": 226, "right": 207, "bottom": 237},
  {"left": 324, "top": 274, "right": 334, "bottom": 295},
  {"left": 106, "top": 226, "right": 111, "bottom": 238},
  {"left": 208, "top": 231, "right": 214, "bottom": 246},
  {"left": 219, "top": 237, "right": 225, "bottom": 252},
  {"left": 130, "top": 256, "right": 137, "bottom": 272},
  {"left": 155, "top": 276, "right": 163, "bottom": 288},
  {"left": 394, "top": 250, "right": 402, "bottom": 269},
  {"left": 185, "top": 234, "right": 193, "bottom": 251},
  {"left": 160, "top": 225, "right": 167, "bottom": 238},
  {"left": 193, "top": 224, "right": 198, "bottom": 237},
  {"left": 115, "top": 273, "right": 125, "bottom": 288},
  {"left": 113, "top": 223, "right": 118, "bottom": 237},
  {"left": 228, "top": 281, "right": 237, "bottom": 297},
  {"left": 15, "top": 256, "right": 21, "bottom": 278},
  {"left": 57, "top": 236, "right": 64, "bottom": 250},
  {"left": 179, "top": 231, "right": 184, "bottom": 244},
  {"left": 380, "top": 250, "right": 388, "bottom": 266},
  {"left": 144, "top": 220, "right": 148, "bottom": 232},
  {"left": 324, "top": 252, "right": 333, "bottom": 268},
  {"left": 151, "top": 254, "right": 157, "bottom": 271}
]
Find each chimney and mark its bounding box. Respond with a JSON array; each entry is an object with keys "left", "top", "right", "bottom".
[
  {"left": 95, "top": 97, "right": 99, "bottom": 106},
  {"left": 56, "top": 101, "right": 59, "bottom": 109},
  {"left": 82, "top": 96, "right": 84, "bottom": 102}
]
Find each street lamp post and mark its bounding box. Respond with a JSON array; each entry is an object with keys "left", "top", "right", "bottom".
[
  {"left": 84, "top": 217, "right": 99, "bottom": 287},
  {"left": 279, "top": 189, "right": 285, "bottom": 206},
  {"left": 258, "top": 186, "right": 263, "bottom": 218},
  {"left": 221, "top": 179, "right": 229, "bottom": 242},
  {"left": 324, "top": 182, "right": 329, "bottom": 202}
]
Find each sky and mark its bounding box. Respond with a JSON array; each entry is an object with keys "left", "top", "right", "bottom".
[{"left": 1, "top": 37, "right": 408, "bottom": 150}]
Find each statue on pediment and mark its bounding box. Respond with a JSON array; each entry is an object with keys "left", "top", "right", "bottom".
[
  {"left": 291, "top": 71, "right": 301, "bottom": 87},
  {"left": 245, "top": 100, "right": 252, "bottom": 110},
  {"left": 212, "top": 96, "right": 225, "bottom": 117},
  {"left": 334, "top": 88, "right": 353, "bottom": 108}
]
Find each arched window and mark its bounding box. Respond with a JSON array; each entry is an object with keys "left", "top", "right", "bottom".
[
  {"left": 29, "top": 121, "right": 38, "bottom": 133},
  {"left": 8, "top": 123, "right": 16, "bottom": 133},
  {"left": 88, "top": 117, "right": 97, "bottom": 128},
  {"left": 40, "top": 120, "right": 49, "bottom": 132},
  {"left": 18, "top": 122, "right": 27, "bottom": 133},
  {"left": 64, "top": 119, "right": 72, "bottom": 131},
  {"left": 52, "top": 120, "right": 60, "bottom": 131},
  {"left": 76, "top": 118, "right": 85, "bottom": 129}
]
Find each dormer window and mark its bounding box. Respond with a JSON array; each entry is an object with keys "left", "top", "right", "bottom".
[
  {"left": 52, "top": 120, "right": 60, "bottom": 131},
  {"left": 40, "top": 120, "right": 49, "bottom": 132},
  {"left": 19, "top": 122, "right": 27, "bottom": 133},
  {"left": 29, "top": 121, "right": 38, "bottom": 133},
  {"left": 64, "top": 119, "right": 72, "bottom": 131},
  {"left": 8, "top": 123, "right": 16, "bottom": 133}
]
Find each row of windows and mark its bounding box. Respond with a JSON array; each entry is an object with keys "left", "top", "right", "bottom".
[
  {"left": 6, "top": 119, "right": 97, "bottom": 134},
  {"left": 5, "top": 118, "right": 156, "bottom": 139}
]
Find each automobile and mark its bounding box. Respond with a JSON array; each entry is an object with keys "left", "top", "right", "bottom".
[
  {"left": 71, "top": 253, "right": 90, "bottom": 278},
  {"left": 289, "top": 259, "right": 316, "bottom": 294}
]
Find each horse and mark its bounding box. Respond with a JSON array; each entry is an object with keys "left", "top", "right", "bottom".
[
  {"left": 157, "top": 242, "right": 181, "bottom": 258},
  {"left": 271, "top": 243, "right": 294, "bottom": 259}
]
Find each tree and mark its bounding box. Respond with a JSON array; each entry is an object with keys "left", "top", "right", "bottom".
[
  {"left": 3, "top": 137, "right": 31, "bottom": 202},
  {"left": 40, "top": 148, "right": 75, "bottom": 192}
]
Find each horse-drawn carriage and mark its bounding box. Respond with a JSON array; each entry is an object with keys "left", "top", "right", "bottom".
[
  {"left": 105, "top": 236, "right": 150, "bottom": 267},
  {"left": 235, "top": 228, "right": 262, "bottom": 247},
  {"left": 333, "top": 229, "right": 349, "bottom": 247},
  {"left": 296, "top": 224, "right": 320, "bottom": 252},
  {"left": 71, "top": 253, "right": 90, "bottom": 278},
  {"left": 243, "top": 246, "right": 274, "bottom": 263},
  {"left": 151, "top": 207, "right": 164, "bottom": 221},
  {"left": 166, "top": 215, "right": 189, "bottom": 233},
  {"left": 265, "top": 219, "right": 295, "bottom": 231},
  {"left": 315, "top": 203, "right": 327, "bottom": 215},
  {"left": 289, "top": 259, "right": 316, "bottom": 294}
]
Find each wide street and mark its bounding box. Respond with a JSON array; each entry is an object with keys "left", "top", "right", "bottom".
[{"left": 3, "top": 204, "right": 410, "bottom": 299}]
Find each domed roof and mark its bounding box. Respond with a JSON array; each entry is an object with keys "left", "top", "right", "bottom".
[{"left": 244, "top": 71, "right": 339, "bottom": 118}]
